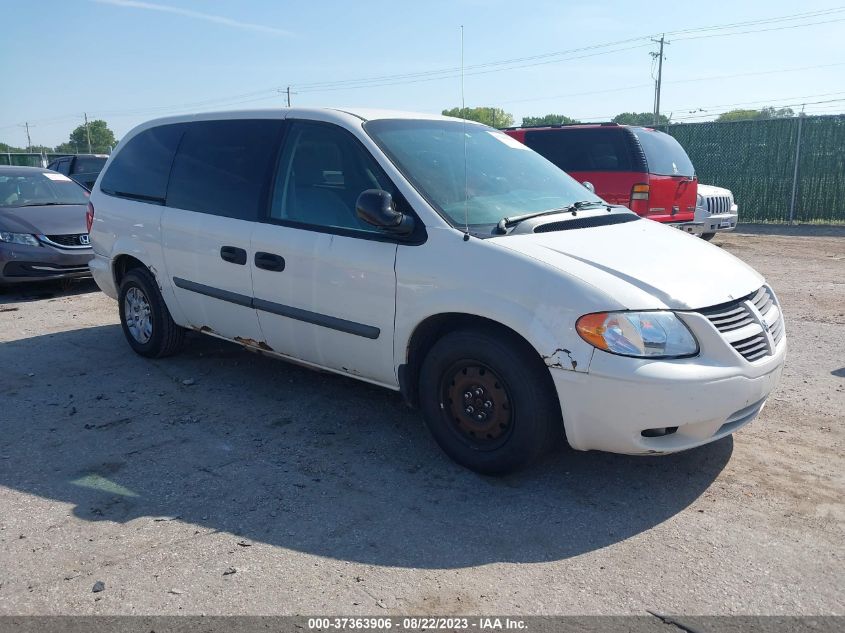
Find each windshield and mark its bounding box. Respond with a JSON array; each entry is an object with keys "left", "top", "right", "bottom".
[
  {"left": 364, "top": 119, "right": 603, "bottom": 229},
  {"left": 0, "top": 172, "right": 90, "bottom": 208},
  {"left": 631, "top": 128, "right": 696, "bottom": 177}
]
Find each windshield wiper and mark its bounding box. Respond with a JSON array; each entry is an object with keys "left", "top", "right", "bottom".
[{"left": 495, "top": 200, "right": 605, "bottom": 234}]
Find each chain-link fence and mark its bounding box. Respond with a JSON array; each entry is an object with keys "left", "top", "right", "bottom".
[
  {"left": 665, "top": 114, "right": 845, "bottom": 224},
  {"left": 0, "top": 152, "right": 87, "bottom": 168}
]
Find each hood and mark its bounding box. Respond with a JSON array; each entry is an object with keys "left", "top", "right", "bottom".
[
  {"left": 697, "top": 183, "right": 733, "bottom": 198},
  {"left": 490, "top": 216, "right": 762, "bottom": 310},
  {"left": 0, "top": 204, "right": 88, "bottom": 236}
]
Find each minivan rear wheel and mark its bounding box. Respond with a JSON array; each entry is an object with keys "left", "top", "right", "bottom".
[
  {"left": 418, "top": 329, "right": 561, "bottom": 475},
  {"left": 118, "top": 268, "right": 185, "bottom": 358}
]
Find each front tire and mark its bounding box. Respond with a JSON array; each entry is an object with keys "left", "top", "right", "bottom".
[
  {"left": 418, "top": 328, "right": 562, "bottom": 475},
  {"left": 118, "top": 268, "right": 185, "bottom": 358},
  {"left": 701, "top": 232, "right": 716, "bottom": 241}
]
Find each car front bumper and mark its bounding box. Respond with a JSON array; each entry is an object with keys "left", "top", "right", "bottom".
[
  {"left": 667, "top": 221, "right": 705, "bottom": 236},
  {"left": 550, "top": 318, "right": 786, "bottom": 455},
  {"left": 0, "top": 242, "right": 93, "bottom": 284},
  {"left": 700, "top": 211, "right": 739, "bottom": 234}
]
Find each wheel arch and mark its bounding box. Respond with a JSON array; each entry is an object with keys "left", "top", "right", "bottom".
[{"left": 399, "top": 312, "right": 557, "bottom": 410}]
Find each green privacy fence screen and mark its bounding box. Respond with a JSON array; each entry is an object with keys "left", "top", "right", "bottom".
[{"left": 665, "top": 114, "right": 845, "bottom": 224}]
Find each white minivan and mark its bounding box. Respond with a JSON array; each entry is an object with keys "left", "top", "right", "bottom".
[{"left": 88, "top": 108, "right": 786, "bottom": 474}]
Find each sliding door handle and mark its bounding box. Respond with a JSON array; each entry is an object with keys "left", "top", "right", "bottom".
[
  {"left": 220, "top": 246, "right": 247, "bottom": 265},
  {"left": 254, "top": 251, "right": 285, "bottom": 272}
]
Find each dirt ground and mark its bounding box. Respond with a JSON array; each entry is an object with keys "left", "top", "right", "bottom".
[{"left": 0, "top": 229, "right": 842, "bottom": 616}]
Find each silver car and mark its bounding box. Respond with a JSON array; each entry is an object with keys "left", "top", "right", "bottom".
[{"left": 0, "top": 166, "right": 93, "bottom": 285}]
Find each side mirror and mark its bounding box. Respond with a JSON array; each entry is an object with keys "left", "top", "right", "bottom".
[
  {"left": 582, "top": 181, "right": 596, "bottom": 193},
  {"left": 356, "top": 189, "right": 415, "bottom": 235}
]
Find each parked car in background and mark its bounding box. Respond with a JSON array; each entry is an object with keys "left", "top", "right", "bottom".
[
  {"left": 47, "top": 154, "right": 109, "bottom": 190},
  {"left": 0, "top": 166, "right": 93, "bottom": 285},
  {"left": 89, "top": 108, "right": 785, "bottom": 474},
  {"left": 503, "top": 123, "right": 702, "bottom": 234},
  {"left": 696, "top": 183, "right": 738, "bottom": 241}
]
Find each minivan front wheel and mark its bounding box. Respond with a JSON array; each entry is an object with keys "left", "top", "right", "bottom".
[
  {"left": 419, "top": 329, "right": 561, "bottom": 475},
  {"left": 118, "top": 268, "right": 185, "bottom": 358}
]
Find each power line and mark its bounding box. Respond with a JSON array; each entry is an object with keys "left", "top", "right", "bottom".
[{"left": 3, "top": 6, "right": 845, "bottom": 131}]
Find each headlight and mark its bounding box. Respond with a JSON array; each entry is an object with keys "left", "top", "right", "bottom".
[
  {"left": 576, "top": 311, "right": 699, "bottom": 359},
  {"left": 696, "top": 193, "right": 704, "bottom": 207},
  {"left": 0, "top": 232, "right": 40, "bottom": 246}
]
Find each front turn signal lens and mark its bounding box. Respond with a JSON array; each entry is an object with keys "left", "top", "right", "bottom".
[{"left": 576, "top": 311, "right": 699, "bottom": 359}]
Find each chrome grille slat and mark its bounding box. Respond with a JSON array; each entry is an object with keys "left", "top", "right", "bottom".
[{"left": 698, "top": 285, "right": 783, "bottom": 362}]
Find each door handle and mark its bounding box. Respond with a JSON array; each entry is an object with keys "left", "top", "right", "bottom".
[
  {"left": 254, "top": 251, "right": 285, "bottom": 272},
  {"left": 220, "top": 246, "right": 247, "bottom": 265}
]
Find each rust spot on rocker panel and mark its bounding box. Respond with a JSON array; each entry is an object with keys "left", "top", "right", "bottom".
[{"left": 234, "top": 336, "right": 274, "bottom": 352}]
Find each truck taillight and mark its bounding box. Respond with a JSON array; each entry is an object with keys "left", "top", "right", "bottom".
[
  {"left": 86, "top": 202, "right": 94, "bottom": 233},
  {"left": 630, "top": 183, "right": 650, "bottom": 200},
  {"left": 629, "top": 183, "right": 650, "bottom": 216}
]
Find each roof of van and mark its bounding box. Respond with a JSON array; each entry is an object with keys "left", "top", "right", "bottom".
[
  {"left": 136, "top": 107, "right": 468, "bottom": 126},
  {"left": 502, "top": 122, "right": 659, "bottom": 132}
]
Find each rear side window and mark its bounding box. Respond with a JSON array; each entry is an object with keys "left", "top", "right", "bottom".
[
  {"left": 630, "top": 128, "right": 695, "bottom": 177},
  {"left": 53, "top": 159, "right": 71, "bottom": 175},
  {"left": 524, "top": 128, "right": 635, "bottom": 172},
  {"left": 72, "top": 156, "right": 107, "bottom": 174},
  {"left": 166, "top": 119, "right": 285, "bottom": 220},
  {"left": 100, "top": 125, "right": 184, "bottom": 203}
]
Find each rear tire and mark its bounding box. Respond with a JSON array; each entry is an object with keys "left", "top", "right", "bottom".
[
  {"left": 118, "top": 268, "right": 185, "bottom": 358},
  {"left": 419, "top": 328, "right": 561, "bottom": 475},
  {"left": 701, "top": 232, "right": 716, "bottom": 241}
]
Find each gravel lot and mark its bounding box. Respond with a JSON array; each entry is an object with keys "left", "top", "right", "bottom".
[{"left": 0, "top": 230, "right": 842, "bottom": 616}]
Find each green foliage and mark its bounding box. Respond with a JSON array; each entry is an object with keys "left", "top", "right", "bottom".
[
  {"left": 56, "top": 120, "right": 117, "bottom": 154},
  {"left": 716, "top": 107, "right": 795, "bottom": 122},
  {"left": 612, "top": 112, "right": 669, "bottom": 126},
  {"left": 0, "top": 142, "right": 26, "bottom": 153},
  {"left": 521, "top": 113, "right": 579, "bottom": 126},
  {"left": 441, "top": 106, "right": 514, "bottom": 128}
]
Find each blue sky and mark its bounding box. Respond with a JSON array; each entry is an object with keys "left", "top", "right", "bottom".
[{"left": 2, "top": 0, "right": 845, "bottom": 147}]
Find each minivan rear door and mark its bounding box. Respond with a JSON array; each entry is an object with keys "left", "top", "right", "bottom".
[
  {"left": 250, "top": 120, "right": 398, "bottom": 386},
  {"left": 161, "top": 118, "right": 285, "bottom": 342}
]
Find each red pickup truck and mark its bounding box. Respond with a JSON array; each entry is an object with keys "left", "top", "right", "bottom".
[{"left": 503, "top": 123, "right": 700, "bottom": 232}]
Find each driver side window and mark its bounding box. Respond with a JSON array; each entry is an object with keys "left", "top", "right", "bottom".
[{"left": 270, "top": 121, "right": 395, "bottom": 232}]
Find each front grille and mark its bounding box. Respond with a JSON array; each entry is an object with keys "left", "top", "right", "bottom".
[
  {"left": 698, "top": 285, "right": 784, "bottom": 361},
  {"left": 705, "top": 195, "right": 732, "bottom": 215},
  {"left": 43, "top": 233, "right": 88, "bottom": 248}
]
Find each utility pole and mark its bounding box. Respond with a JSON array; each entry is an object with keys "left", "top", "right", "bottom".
[
  {"left": 651, "top": 35, "right": 667, "bottom": 127},
  {"left": 84, "top": 112, "right": 92, "bottom": 154},
  {"left": 286, "top": 86, "right": 291, "bottom": 107},
  {"left": 21, "top": 122, "right": 33, "bottom": 151}
]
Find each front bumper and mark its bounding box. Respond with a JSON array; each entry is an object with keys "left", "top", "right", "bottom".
[
  {"left": 550, "top": 318, "right": 786, "bottom": 454},
  {"left": 667, "top": 221, "right": 705, "bottom": 236},
  {"left": 700, "top": 211, "right": 739, "bottom": 234},
  {"left": 0, "top": 242, "right": 93, "bottom": 284}
]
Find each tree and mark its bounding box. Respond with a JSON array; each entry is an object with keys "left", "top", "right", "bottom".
[
  {"left": 521, "top": 114, "right": 579, "bottom": 126},
  {"left": 0, "top": 142, "right": 26, "bottom": 153},
  {"left": 716, "top": 107, "right": 795, "bottom": 122},
  {"left": 56, "top": 120, "right": 117, "bottom": 154},
  {"left": 441, "top": 106, "right": 514, "bottom": 128},
  {"left": 613, "top": 112, "right": 669, "bottom": 126}
]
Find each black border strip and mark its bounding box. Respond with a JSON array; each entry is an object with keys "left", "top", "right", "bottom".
[{"left": 172, "top": 277, "right": 380, "bottom": 340}]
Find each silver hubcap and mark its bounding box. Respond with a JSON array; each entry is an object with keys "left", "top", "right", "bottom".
[{"left": 124, "top": 287, "right": 152, "bottom": 344}]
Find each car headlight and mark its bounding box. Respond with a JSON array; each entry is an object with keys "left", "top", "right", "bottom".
[
  {"left": 696, "top": 193, "right": 704, "bottom": 208},
  {"left": 0, "top": 232, "right": 40, "bottom": 246},
  {"left": 576, "top": 311, "right": 699, "bottom": 358}
]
